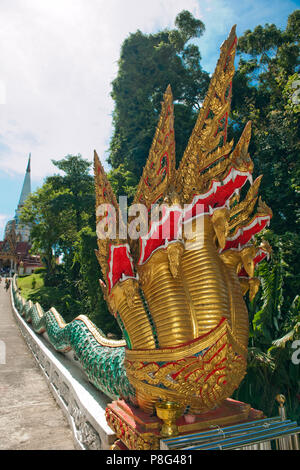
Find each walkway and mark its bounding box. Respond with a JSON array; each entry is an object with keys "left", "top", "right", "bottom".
[{"left": 0, "top": 281, "right": 75, "bottom": 450}]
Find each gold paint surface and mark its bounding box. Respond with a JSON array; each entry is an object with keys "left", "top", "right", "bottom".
[
  {"left": 220, "top": 256, "right": 249, "bottom": 348},
  {"left": 109, "top": 281, "right": 156, "bottom": 350},
  {"left": 126, "top": 318, "right": 247, "bottom": 413},
  {"left": 175, "top": 26, "right": 237, "bottom": 201},
  {"left": 138, "top": 248, "right": 198, "bottom": 347},
  {"left": 181, "top": 216, "right": 231, "bottom": 336}
]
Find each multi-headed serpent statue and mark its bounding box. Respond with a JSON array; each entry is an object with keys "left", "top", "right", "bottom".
[
  {"left": 93, "top": 25, "right": 272, "bottom": 415},
  {"left": 13, "top": 26, "right": 273, "bottom": 443}
]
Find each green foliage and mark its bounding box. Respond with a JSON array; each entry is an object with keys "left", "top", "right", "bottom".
[
  {"left": 17, "top": 273, "right": 44, "bottom": 298},
  {"left": 33, "top": 267, "right": 46, "bottom": 275},
  {"left": 47, "top": 154, "right": 95, "bottom": 232},
  {"left": 236, "top": 232, "right": 300, "bottom": 420},
  {"left": 234, "top": 344, "right": 300, "bottom": 421},
  {"left": 108, "top": 10, "right": 209, "bottom": 196},
  {"left": 232, "top": 10, "right": 300, "bottom": 315},
  {"left": 19, "top": 182, "right": 67, "bottom": 277},
  {"left": 252, "top": 253, "right": 284, "bottom": 345},
  {"left": 281, "top": 296, "right": 300, "bottom": 335}
]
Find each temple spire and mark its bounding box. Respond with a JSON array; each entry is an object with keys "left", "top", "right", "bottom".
[
  {"left": 26, "top": 153, "right": 31, "bottom": 173},
  {"left": 18, "top": 153, "right": 31, "bottom": 208}
]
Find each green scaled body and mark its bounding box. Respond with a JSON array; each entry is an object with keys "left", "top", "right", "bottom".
[{"left": 11, "top": 277, "right": 136, "bottom": 404}]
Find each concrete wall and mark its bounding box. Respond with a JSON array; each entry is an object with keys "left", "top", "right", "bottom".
[{"left": 10, "top": 286, "right": 116, "bottom": 450}]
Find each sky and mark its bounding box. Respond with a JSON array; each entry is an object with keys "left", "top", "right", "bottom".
[{"left": 0, "top": 0, "right": 299, "bottom": 239}]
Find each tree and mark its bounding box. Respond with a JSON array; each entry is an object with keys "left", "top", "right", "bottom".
[
  {"left": 20, "top": 181, "right": 69, "bottom": 278},
  {"left": 47, "top": 154, "right": 95, "bottom": 234},
  {"left": 108, "top": 10, "right": 210, "bottom": 196},
  {"left": 42, "top": 155, "right": 96, "bottom": 288}
]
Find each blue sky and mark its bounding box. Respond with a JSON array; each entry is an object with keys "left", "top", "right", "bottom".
[{"left": 0, "top": 0, "right": 299, "bottom": 239}]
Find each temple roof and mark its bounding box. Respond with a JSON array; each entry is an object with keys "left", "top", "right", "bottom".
[{"left": 15, "top": 241, "right": 30, "bottom": 256}]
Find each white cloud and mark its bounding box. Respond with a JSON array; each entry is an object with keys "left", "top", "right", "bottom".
[
  {"left": 0, "top": 0, "right": 202, "bottom": 182},
  {"left": 0, "top": 214, "right": 10, "bottom": 235}
]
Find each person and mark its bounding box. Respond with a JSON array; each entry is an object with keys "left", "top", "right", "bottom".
[{"left": 5, "top": 278, "right": 10, "bottom": 291}]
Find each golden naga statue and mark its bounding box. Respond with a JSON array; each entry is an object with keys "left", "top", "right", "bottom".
[{"left": 94, "top": 26, "right": 272, "bottom": 415}]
